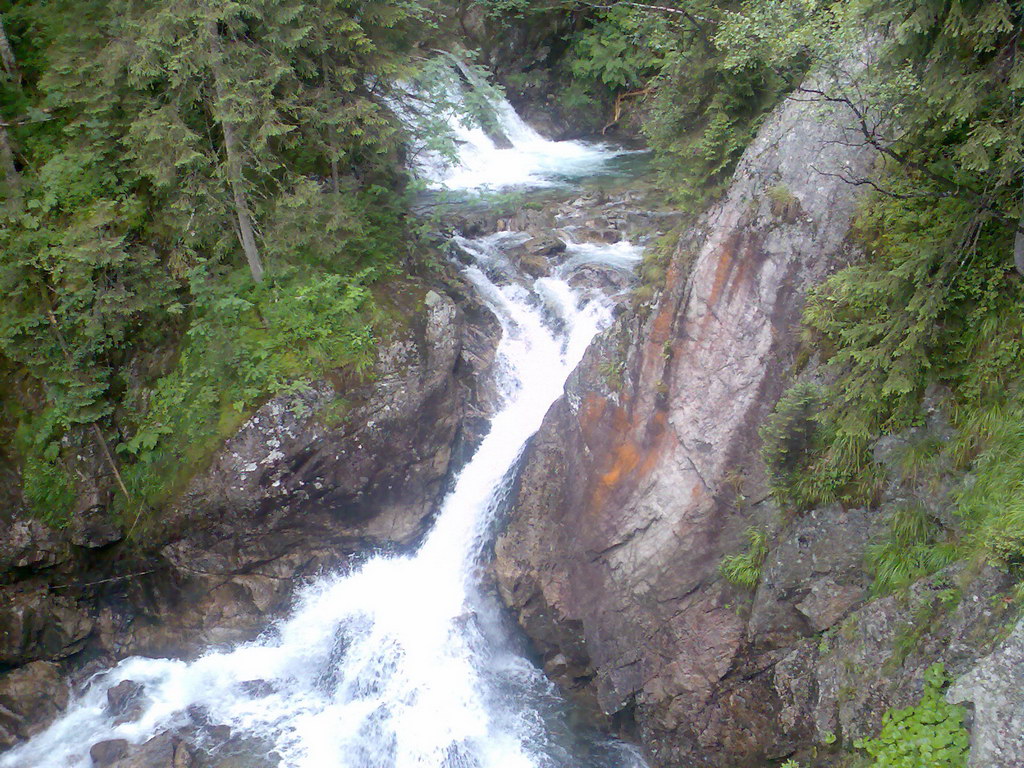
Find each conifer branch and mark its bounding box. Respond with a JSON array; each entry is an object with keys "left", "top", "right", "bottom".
[
  {"left": 794, "top": 84, "right": 1024, "bottom": 238},
  {"left": 40, "top": 292, "right": 132, "bottom": 507}
]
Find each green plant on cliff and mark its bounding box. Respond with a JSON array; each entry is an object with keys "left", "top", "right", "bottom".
[
  {"left": 759, "top": 380, "right": 880, "bottom": 512},
  {"left": 758, "top": 0, "right": 1024, "bottom": 581},
  {"left": 0, "top": 0, "right": 497, "bottom": 528},
  {"left": 114, "top": 265, "right": 380, "bottom": 522},
  {"left": 766, "top": 184, "right": 801, "bottom": 222},
  {"left": 865, "top": 502, "right": 959, "bottom": 597},
  {"left": 853, "top": 663, "right": 969, "bottom": 768},
  {"left": 720, "top": 526, "right": 769, "bottom": 589},
  {"left": 951, "top": 401, "right": 1024, "bottom": 567}
]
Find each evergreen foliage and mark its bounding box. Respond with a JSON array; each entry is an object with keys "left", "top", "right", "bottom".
[
  {"left": 558, "top": 1, "right": 808, "bottom": 209},
  {"left": 567, "top": 5, "right": 673, "bottom": 91},
  {"left": 778, "top": 0, "right": 1024, "bottom": 574},
  {"left": 0, "top": 0, "right": 467, "bottom": 526}
]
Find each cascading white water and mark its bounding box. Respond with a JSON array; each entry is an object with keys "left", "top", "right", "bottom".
[
  {"left": 423, "top": 106, "right": 615, "bottom": 190},
  {"left": 1, "top": 84, "right": 646, "bottom": 768},
  {"left": 406, "top": 63, "right": 623, "bottom": 191}
]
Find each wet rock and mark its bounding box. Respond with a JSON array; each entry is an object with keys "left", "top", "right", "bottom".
[
  {"left": 239, "top": 679, "right": 275, "bottom": 698},
  {"left": 0, "top": 589, "right": 93, "bottom": 665},
  {"left": 91, "top": 739, "right": 130, "bottom": 766},
  {"left": 0, "top": 661, "right": 68, "bottom": 749},
  {"left": 505, "top": 235, "right": 565, "bottom": 278},
  {"left": 91, "top": 732, "right": 194, "bottom": 768},
  {"left": 94, "top": 732, "right": 182, "bottom": 768},
  {"left": 68, "top": 506, "right": 123, "bottom": 549},
  {"left": 107, "top": 679, "right": 145, "bottom": 723},
  {"left": 948, "top": 618, "right": 1024, "bottom": 767},
  {"left": 523, "top": 235, "right": 566, "bottom": 257},
  {"left": 0, "top": 518, "right": 66, "bottom": 572},
  {"left": 565, "top": 264, "right": 633, "bottom": 295}
]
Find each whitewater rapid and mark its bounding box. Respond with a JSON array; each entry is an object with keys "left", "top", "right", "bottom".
[
  {"left": 407, "top": 64, "right": 623, "bottom": 191},
  {"left": 1, "top": 80, "right": 646, "bottom": 768}
]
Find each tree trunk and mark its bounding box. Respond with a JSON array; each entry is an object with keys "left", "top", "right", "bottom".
[
  {"left": 321, "top": 55, "right": 341, "bottom": 194},
  {"left": 329, "top": 128, "right": 341, "bottom": 194},
  {"left": 0, "top": 16, "right": 20, "bottom": 85},
  {"left": 207, "top": 21, "right": 264, "bottom": 282},
  {"left": 1014, "top": 225, "right": 1024, "bottom": 277},
  {"left": 0, "top": 17, "right": 22, "bottom": 206},
  {"left": 41, "top": 297, "right": 131, "bottom": 506},
  {"left": 0, "top": 123, "right": 20, "bottom": 200}
]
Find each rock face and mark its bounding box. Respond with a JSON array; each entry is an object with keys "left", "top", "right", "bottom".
[
  {"left": 948, "top": 618, "right": 1024, "bottom": 768},
  {"left": 0, "top": 276, "right": 500, "bottom": 744},
  {"left": 494, "top": 59, "right": 914, "bottom": 764},
  {"left": 494, "top": 48, "right": 1024, "bottom": 766},
  {"left": 0, "top": 661, "right": 68, "bottom": 749}
]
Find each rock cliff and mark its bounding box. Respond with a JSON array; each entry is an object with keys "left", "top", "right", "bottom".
[
  {"left": 0, "top": 275, "right": 499, "bottom": 749},
  {"left": 494, "top": 62, "right": 1024, "bottom": 767}
]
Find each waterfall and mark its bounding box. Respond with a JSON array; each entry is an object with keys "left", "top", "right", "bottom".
[
  {"left": 1, "top": 82, "right": 646, "bottom": 768},
  {"left": 403, "top": 62, "right": 623, "bottom": 191}
]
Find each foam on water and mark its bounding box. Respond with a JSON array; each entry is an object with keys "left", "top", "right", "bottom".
[
  {"left": 411, "top": 71, "right": 624, "bottom": 190},
  {"left": 556, "top": 237, "right": 644, "bottom": 275}
]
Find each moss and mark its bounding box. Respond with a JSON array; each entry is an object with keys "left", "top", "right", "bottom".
[
  {"left": 766, "top": 184, "right": 802, "bottom": 223},
  {"left": 318, "top": 397, "right": 354, "bottom": 429}
]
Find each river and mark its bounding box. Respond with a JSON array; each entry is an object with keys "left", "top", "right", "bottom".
[{"left": 2, "top": 84, "right": 650, "bottom": 768}]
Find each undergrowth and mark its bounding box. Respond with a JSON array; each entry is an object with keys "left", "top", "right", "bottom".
[
  {"left": 763, "top": 179, "right": 1024, "bottom": 580},
  {"left": 111, "top": 264, "right": 381, "bottom": 528},
  {"left": 866, "top": 503, "right": 959, "bottom": 597}
]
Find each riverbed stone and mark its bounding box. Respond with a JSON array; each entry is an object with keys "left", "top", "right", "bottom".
[
  {"left": 0, "top": 661, "right": 68, "bottom": 748},
  {"left": 107, "top": 679, "right": 146, "bottom": 723},
  {"left": 91, "top": 739, "right": 130, "bottom": 766}
]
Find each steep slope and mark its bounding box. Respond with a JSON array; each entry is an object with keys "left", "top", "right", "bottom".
[
  {"left": 491, "top": 57, "right": 909, "bottom": 765},
  {"left": 0, "top": 277, "right": 500, "bottom": 749}
]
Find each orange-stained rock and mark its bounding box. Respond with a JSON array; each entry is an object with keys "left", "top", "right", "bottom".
[{"left": 495, "top": 53, "right": 882, "bottom": 767}]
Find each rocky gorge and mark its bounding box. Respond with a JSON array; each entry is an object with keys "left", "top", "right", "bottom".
[
  {"left": 0, "top": 269, "right": 499, "bottom": 750},
  {"left": 493, "top": 39, "right": 1024, "bottom": 768},
  {"left": 1, "top": 10, "right": 1023, "bottom": 768}
]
